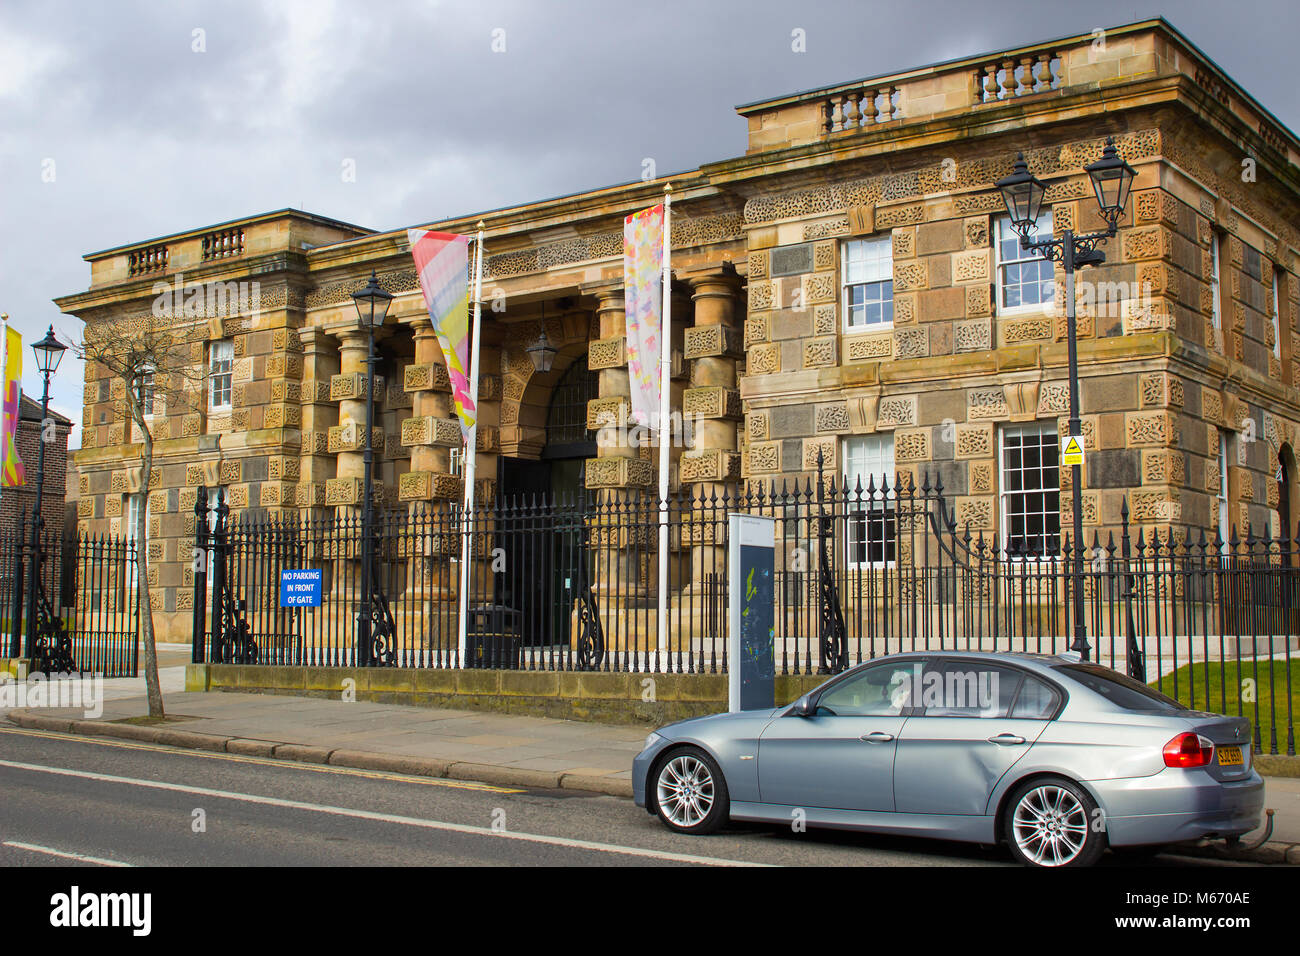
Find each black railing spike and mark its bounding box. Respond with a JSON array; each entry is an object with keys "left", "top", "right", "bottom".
[
  {"left": 933, "top": 471, "right": 944, "bottom": 498},
  {"left": 1120, "top": 496, "right": 1129, "bottom": 524},
  {"left": 921, "top": 471, "right": 932, "bottom": 495}
]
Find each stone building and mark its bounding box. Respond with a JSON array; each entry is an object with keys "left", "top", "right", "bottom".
[{"left": 56, "top": 19, "right": 1300, "bottom": 643}]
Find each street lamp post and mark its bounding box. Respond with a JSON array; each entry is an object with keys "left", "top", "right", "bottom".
[
  {"left": 24, "top": 325, "right": 67, "bottom": 660},
  {"left": 351, "top": 272, "right": 392, "bottom": 667},
  {"left": 995, "top": 139, "right": 1136, "bottom": 661}
]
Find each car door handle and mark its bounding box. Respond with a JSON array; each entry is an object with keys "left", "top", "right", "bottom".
[
  {"left": 987, "top": 733, "right": 1026, "bottom": 745},
  {"left": 860, "top": 731, "right": 895, "bottom": 743}
]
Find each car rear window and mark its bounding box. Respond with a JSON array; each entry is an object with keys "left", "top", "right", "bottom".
[{"left": 1057, "top": 663, "right": 1187, "bottom": 713}]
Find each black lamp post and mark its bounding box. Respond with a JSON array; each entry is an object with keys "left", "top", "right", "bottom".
[
  {"left": 351, "top": 272, "right": 391, "bottom": 667},
  {"left": 24, "top": 325, "right": 67, "bottom": 660},
  {"left": 995, "top": 138, "right": 1136, "bottom": 661}
]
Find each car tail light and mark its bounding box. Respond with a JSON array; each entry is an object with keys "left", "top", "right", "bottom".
[{"left": 1163, "top": 732, "right": 1215, "bottom": 768}]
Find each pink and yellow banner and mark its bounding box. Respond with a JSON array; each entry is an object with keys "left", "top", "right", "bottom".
[
  {"left": 623, "top": 204, "right": 664, "bottom": 428},
  {"left": 408, "top": 229, "right": 476, "bottom": 437},
  {"left": 1, "top": 324, "right": 26, "bottom": 487}
]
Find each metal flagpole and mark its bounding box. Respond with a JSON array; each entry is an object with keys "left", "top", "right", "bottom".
[
  {"left": 457, "top": 221, "right": 486, "bottom": 667},
  {"left": 657, "top": 184, "right": 672, "bottom": 665}
]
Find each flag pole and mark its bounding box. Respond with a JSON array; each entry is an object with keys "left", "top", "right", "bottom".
[
  {"left": 457, "top": 221, "right": 486, "bottom": 667},
  {"left": 657, "top": 184, "right": 672, "bottom": 667}
]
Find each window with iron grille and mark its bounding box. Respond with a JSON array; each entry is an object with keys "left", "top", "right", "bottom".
[
  {"left": 999, "top": 423, "right": 1060, "bottom": 557},
  {"left": 842, "top": 236, "right": 893, "bottom": 331},
  {"left": 996, "top": 212, "right": 1054, "bottom": 313},
  {"left": 545, "top": 356, "right": 597, "bottom": 454},
  {"left": 209, "top": 339, "right": 233, "bottom": 409},
  {"left": 843, "top": 434, "right": 896, "bottom": 566}
]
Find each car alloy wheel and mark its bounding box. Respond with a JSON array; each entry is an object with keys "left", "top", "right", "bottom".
[
  {"left": 654, "top": 748, "right": 728, "bottom": 834},
  {"left": 1008, "top": 780, "right": 1100, "bottom": 867}
]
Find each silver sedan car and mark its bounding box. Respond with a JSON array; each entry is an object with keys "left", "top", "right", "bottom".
[{"left": 633, "top": 651, "right": 1264, "bottom": 866}]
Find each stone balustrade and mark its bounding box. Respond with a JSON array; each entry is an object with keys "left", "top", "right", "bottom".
[
  {"left": 823, "top": 86, "right": 901, "bottom": 133},
  {"left": 201, "top": 227, "right": 245, "bottom": 261}
]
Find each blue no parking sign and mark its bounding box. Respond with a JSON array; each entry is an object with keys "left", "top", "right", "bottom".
[{"left": 279, "top": 569, "right": 322, "bottom": 608}]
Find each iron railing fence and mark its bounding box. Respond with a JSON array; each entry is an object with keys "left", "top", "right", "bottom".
[
  {"left": 192, "top": 472, "right": 1297, "bottom": 756},
  {"left": 1, "top": 518, "right": 140, "bottom": 678}
]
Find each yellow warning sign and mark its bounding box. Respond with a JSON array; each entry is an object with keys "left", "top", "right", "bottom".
[{"left": 1061, "top": 435, "right": 1085, "bottom": 468}]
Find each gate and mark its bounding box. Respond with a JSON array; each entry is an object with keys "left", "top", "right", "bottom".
[{"left": 3, "top": 511, "right": 140, "bottom": 678}]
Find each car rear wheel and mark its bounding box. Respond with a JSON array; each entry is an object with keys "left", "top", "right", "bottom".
[
  {"left": 653, "top": 747, "right": 728, "bottom": 835},
  {"left": 1004, "top": 777, "right": 1104, "bottom": 868}
]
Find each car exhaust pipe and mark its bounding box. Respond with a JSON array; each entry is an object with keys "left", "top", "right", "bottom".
[{"left": 1239, "top": 808, "right": 1274, "bottom": 851}]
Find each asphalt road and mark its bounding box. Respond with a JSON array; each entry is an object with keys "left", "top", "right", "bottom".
[{"left": 0, "top": 725, "right": 1248, "bottom": 868}]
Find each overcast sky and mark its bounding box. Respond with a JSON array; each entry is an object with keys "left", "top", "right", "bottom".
[{"left": 2, "top": 0, "right": 1297, "bottom": 445}]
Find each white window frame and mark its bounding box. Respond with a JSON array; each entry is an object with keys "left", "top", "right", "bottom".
[
  {"left": 124, "top": 492, "right": 148, "bottom": 593},
  {"left": 209, "top": 339, "right": 234, "bottom": 410},
  {"left": 842, "top": 434, "right": 896, "bottom": 568},
  {"left": 1210, "top": 232, "right": 1223, "bottom": 332},
  {"left": 841, "top": 235, "right": 894, "bottom": 332},
  {"left": 998, "top": 422, "right": 1061, "bottom": 560},
  {"left": 995, "top": 212, "right": 1055, "bottom": 316},
  {"left": 125, "top": 493, "right": 143, "bottom": 542},
  {"left": 136, "top": 365, "right": 156, "bottom": 418},
  {"left": 1218, "top": 429, "right": 1231, "bottom": 550}
]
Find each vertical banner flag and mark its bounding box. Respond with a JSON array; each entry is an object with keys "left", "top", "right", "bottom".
[
  {"left": 408, "top": 229, "right": 475, "bottom": 437},
  {"left": 0, "top": 323, "right": 25, "bottom": 488},
  {"left": 623, "top": 204, "right": 664, "bottom": 429}
]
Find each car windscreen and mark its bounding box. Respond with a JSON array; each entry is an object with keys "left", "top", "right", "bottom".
[{"left": 1056, "top": 663, "right": 1187, "bottom": 713}]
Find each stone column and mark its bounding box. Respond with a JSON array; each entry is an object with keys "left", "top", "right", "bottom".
[
  {"left": 391, "top": 318, "right": 463, "bottom": 653},
  {"left": 398, "top": 320, "right": 460, "bottom": 576},
  {"left": 296, "top": 328, "right": 340, "bottom": 517},
  {"left": 678, "top": 270, "right": 743, "bottom": 616},
  {"left": 583, "top": 288, "right": 656, "bottom": 651},
  {"left": 326, "top": 328, "right": 386, "bottom": 604}
]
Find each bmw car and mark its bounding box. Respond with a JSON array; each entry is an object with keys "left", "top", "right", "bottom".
[{"left": 633, "top": 651, "right": 1264, "bottom": 866}]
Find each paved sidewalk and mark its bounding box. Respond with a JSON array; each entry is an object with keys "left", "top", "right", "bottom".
[{"left": 7, "top": 686, "right": 646, "bottom": 795}]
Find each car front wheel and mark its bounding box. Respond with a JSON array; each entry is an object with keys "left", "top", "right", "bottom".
[
  {"left": 653, "top": 747, "right": 729, "bottom": 835},
  {"left": 1004, "top": 777, "right": 1104, "bottom": 868}
]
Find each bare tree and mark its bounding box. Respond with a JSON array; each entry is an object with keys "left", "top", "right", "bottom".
[{"left": 76, "top": 314, "right": 206, "bottom": 718}]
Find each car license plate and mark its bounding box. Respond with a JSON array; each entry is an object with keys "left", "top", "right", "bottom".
[{"left": 1218, "top": 745, "right": 1243, "bottom": 767}]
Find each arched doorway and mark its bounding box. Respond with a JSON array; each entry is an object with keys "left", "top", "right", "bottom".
[{"left": 496, "top": 354, "right": 599, "bottom": 646}]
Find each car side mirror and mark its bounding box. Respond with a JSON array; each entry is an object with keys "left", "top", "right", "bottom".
[{"left": 790, "top": 696, "right": 815, "bottom": 717}]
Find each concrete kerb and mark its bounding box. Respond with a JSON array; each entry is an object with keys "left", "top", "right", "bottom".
[{"left": 3, "top": 709, "right": 635, "bottom": 798}]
